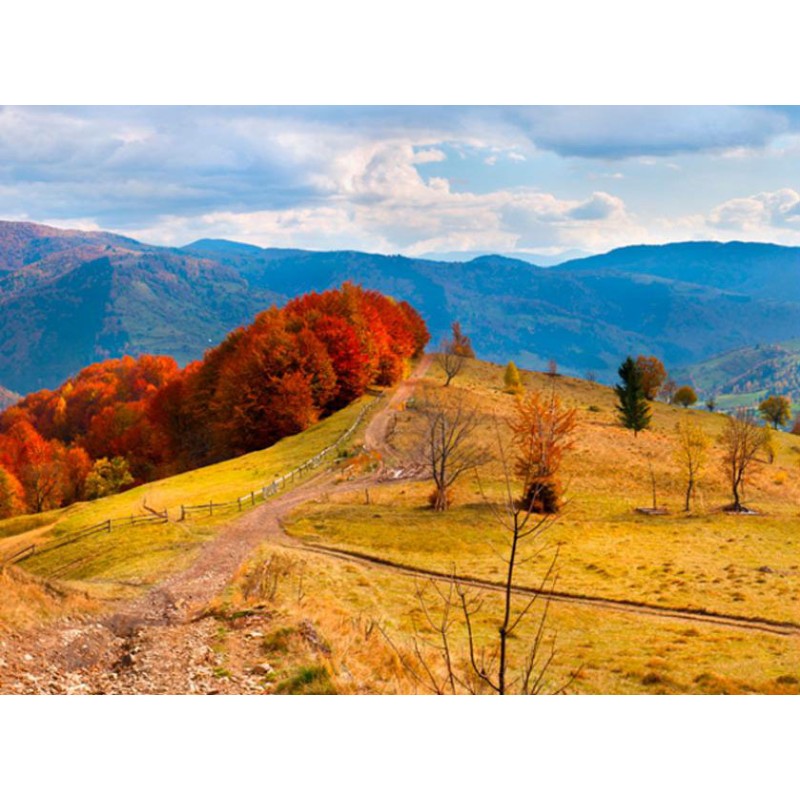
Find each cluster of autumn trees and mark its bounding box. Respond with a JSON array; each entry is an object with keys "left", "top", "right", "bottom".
[{"left": 0, "top": 284, "right": 428, "bottom": 518}]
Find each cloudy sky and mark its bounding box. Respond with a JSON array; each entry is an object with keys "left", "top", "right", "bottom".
[{"left": 2, "top": 105, "right": 800, "bottom": 260}]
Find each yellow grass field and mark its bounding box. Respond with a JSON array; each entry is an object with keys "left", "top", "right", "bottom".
[
  {"left": 258, "top": 358, "right": 800, "bottom": 693},
  {"left": 2, "top": 359, "right": 798, "bottom": 693}
]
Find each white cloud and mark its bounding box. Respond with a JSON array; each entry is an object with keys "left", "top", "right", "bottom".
[
  {"left": 708, "top": 188, "right": 800, "bottom": 232},
  {"left": 118, "top": 139, "right": 638, "bottom": 256}
]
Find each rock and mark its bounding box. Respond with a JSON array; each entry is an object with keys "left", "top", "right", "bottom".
[
  {"left": 758, "top": 565, "right": 773, "bottom": 573},
  {"left": 251, "top": 662, "right": 275, "bottom": 676}
]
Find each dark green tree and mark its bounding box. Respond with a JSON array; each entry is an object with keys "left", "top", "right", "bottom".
[{"left": 614, "top": 356, "right": 651, "bottom": 435}]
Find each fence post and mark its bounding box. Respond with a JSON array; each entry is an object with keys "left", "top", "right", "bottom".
[
  {"left": 251, "top": 491, "right": 255, "bottom": 506},
  {"left": 180, "top": 505, "right": 185, "bottom": 521},
  {"left": 106, "top": 519, "right": 111, "bottom": 533},
  {"left": 209, "top": 501, "right": 213, "bottom": 516}
]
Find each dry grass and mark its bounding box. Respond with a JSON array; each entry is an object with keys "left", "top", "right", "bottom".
[
  {"left": 288, "top": 360, "right": 800, "bottom": 624},
  {"left": 214, "top": 543, "right": 800, "bottom": 695},
  {"left": 273, "top": 358, "right": 800, "bottom": 692},
  {"left": 0, "top": 566, "right": 97, "bottom": 631}
]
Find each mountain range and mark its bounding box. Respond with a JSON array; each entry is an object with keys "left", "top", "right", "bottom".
[{"left": 1, "top": 220, "right": 799, "bottom": 396}]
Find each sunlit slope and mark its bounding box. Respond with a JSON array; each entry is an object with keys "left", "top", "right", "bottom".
[
  {"left": 286, "top": 359, "right": 800, "bottom": 624},
  {"left": 0, "top": 396, "right": 374, "bottom": 591}
]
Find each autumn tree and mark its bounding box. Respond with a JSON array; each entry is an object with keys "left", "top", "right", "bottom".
[
  {"left": 0, "top": 466, "right": 25, "bottom": 519},
  {"left": 758, "top": 395, "right": 791, "bottom": 429},
  {"left": 1, "top": 421, "right": 66, "bottom": 513},
  {"left": 510, "top": 389, "right": 577, "bottom": 513},
  {"left": 635, "top": 355, "right": 667, "bottom": 401},
  {"left": 85, "top": 456, "right": 135, "bottom": 500},
  {"left": 705, "top": 395, "right": 717, "bottom": 412},
  {"left": 720, "top": 410, "right": 769, "bottom": 512},
  {"left": 614, "top": 357, "right": 651, "bottom": 435},
  {"left": 503, "top": 362, "right": 523, "bottom": 394},
  {"left": 672, "top": 385, "right": 698, "bottom": 408},
  {"left": 415, "top": 391, "right": 489, "bottom": 511},
  {"left": 450, "top": 322, "right": 475, "bottom": 358},
  {"left": 674, "top": 420, "right": 709, "bottom": 512}
]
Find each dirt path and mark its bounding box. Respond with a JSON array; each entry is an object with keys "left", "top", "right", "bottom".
[{"left": 363, "top": 353, "right": 431, "bottom": 455}]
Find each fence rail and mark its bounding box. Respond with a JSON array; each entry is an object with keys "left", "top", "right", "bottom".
[
  {"left": 10, "top": 508, "right": 169, "bottom": 566},
  {"left": 1, "top": 543, "right": 37, "bottom": 568}
]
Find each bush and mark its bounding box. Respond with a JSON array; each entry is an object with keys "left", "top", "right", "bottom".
[{"left": 275, "top": 665, "right": 337, "bottom": 695}]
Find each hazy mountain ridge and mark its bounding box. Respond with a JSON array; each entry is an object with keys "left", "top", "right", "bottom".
[{"left": 2, "top": 221, "right": 799, "bottom": 394}]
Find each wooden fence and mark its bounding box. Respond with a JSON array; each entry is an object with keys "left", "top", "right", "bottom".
[
  {"left": 5, "top": 509, "right": 169, "bottom": 567},
  {"left": 179, "top": 393, "right": 382, "bottom": 520},
  {"left": 6, "top": 392, "right": 383, "bottom": 566}
]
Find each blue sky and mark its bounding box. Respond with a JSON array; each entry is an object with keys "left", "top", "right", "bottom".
[{"left": 1, "top": 105, "right": 799, "bottom": 259}]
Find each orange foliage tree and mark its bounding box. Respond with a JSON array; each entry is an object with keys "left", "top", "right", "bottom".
[
  {"left": 510, "top": 389, "right": 577, "bottom": 514},
  {"left": 0, "top": 284, "right": 429, "bottom": 508}
]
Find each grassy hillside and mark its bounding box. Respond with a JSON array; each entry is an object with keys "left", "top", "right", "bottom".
[
  {"left": 3, "top": 359, "right": 798, "bottom": 693},
  {"left": 0, "top": 396, "right": 374, "bottom": 596},
  {"left": 228, "top": 358, "right": 799, "bottom": 693},
  {"left": 674, "top": 339, "right": 800, "bottom": 415}
]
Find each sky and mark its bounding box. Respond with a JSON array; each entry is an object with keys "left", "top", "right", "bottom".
[{"left": 1, "top": 105, "right": 800, "bottom": 260}]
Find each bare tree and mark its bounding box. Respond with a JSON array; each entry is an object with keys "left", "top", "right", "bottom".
[
  {"left": 435, "top": 338, "right": 465, "bottom": 387},
  {"left": 674, "top": 420, "right": 709, "bottom": 512},
  {"left": 720, "top": 409, "right": 769, "bottom": 512},
  {"left": 385, "top": 418, "right": 576, "bottom": 695},
  {"left": 435, "top": 321, "right": 475, "bottom": 386},
  {"left": 415, "top": 391, "right": 489, "bottom": 510}
]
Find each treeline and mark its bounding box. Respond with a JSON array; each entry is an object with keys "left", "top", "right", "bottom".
[{"left": 0, "top": 283, "right": 428, "bottom": 517}]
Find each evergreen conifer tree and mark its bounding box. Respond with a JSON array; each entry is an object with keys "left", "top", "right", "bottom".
[{"left": 615, "top": 356, "right": 651, "bottom": 435}]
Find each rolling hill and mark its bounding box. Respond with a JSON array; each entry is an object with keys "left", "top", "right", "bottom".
[
  {"left": 673, "top": 338, "right": 800, "bottom": 412},
  {"left": 0, "top": 223, "right": 278, "bottom": 392},
  {"left": 2, "top": 220, "right": 800, "bottom": 394}
]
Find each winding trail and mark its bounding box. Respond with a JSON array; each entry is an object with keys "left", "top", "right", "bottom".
[{"left": 1, "top": 352, "right": 796, "bottom": 694}]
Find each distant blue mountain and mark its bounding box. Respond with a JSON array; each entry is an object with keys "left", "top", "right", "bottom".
[
  {"left": 1, "top": 220, "right": 798, "bottom": 393},
  {"left": 182, "top": 237, "right": 800, "bottom": 382}
]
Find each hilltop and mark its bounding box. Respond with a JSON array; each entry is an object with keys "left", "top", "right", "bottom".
[
  {"left": 1, "top": 220, "right": 800, "bottom": 393},
  {"left": 1, "top": 358, "right": 797, "bottom": 694}
]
